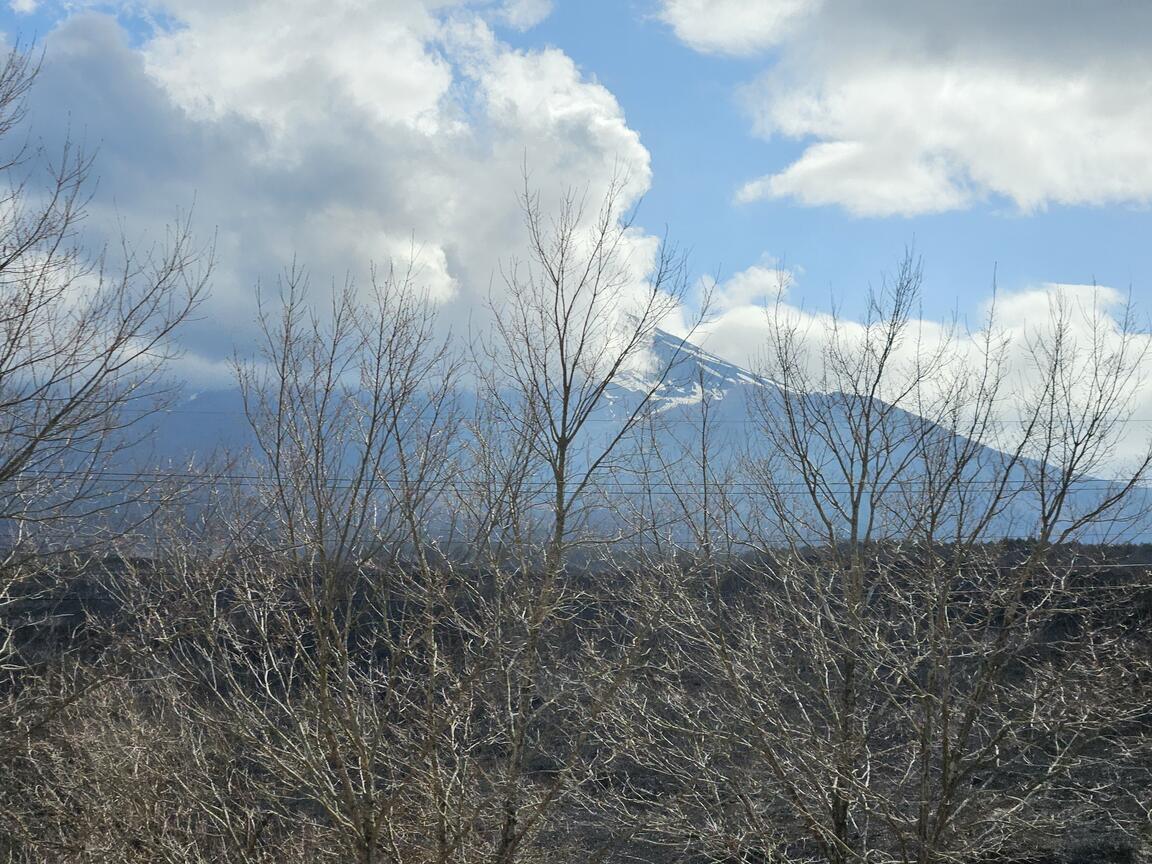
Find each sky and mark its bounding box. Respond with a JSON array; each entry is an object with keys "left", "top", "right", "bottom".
[{"left": 1, "top": 0, "right": 1150, "bottom": 409}]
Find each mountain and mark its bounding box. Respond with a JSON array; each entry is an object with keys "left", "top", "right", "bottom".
[
  {"left": 146, "top": 329, "right": 1151, "bottom": 544},
  {"left": 618, "top": 329, "right": 777, "bottom": 412},
  {"left": 607, "top": 329, "right": 1150, "bottom": 544}
]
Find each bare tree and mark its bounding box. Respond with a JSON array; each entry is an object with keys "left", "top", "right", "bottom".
[
  {"left": 0, "top": 64, "right": 207, "bottom": 535},
  {"left": 479, "top": 174, "right": 697, "bottom": 571},
  {"left": 236, "top": 264, "right": 459, "bottom": 568},
  {"left": 0, "top": 45, "right": 208, "bottom": 853},
  {"left": 154, "top": 267, "right": 470, "bottom": 864},
  {"left": 608, "top": 258, "right": 1152, "bottom": 864},
  {"left": 461, "top": 175, "right": 718, "bottom": 862}
]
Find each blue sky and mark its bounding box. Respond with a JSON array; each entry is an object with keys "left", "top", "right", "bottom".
[
  {"left": 1, "top": 0, "right": 1150, "bottom": 375},
  {"left": 508, "top": 0, "right": 1152, "bottom": 319}
]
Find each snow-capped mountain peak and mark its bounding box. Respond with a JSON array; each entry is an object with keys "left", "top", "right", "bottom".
[{"left": 611, "top": 329, "right": 776, "bottom": 416}]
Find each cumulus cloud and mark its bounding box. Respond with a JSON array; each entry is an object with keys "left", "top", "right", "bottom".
[
  {"left": 13, "top": 0, "right": 650, "bottom": 382},
  {"left": 657, "top": 0, "right": 818, "bottom": 56},
  {"left": 702, "top": 258, "right": 794, "bottom": 313},
  {"left": 661, "top": 0, "right": 1152, "bottom": 215},
  {"left": 142, "top": 0, "right": 454, "bottom": 141},
  {"left": 735, "top": 140, "right": 972, "bottom": 216}
]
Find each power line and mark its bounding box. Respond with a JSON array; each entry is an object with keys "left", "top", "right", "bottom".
[
  {"left": 8, "top": 467, "right": 1152, "bottom": 492},
  {"left": 139, "top": 405, "right": 1152, "bottom": 426}
]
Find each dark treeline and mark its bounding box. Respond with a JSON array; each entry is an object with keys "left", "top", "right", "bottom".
[{"left": 1, "top": 45, "right": 1150, "bottom": 864}]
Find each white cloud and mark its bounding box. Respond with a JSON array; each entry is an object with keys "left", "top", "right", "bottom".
[
  {"left": 665, "top": 1, "right": 1152, "bottom": 215},
  {"left": 24, "top": 1, "right": 653, "bottom": 360},
  {"left": 497, "top": 0, "right": 552, "bottom": 30},
  {"left": 657, "top": 0, "right": 819, "bottom": 56},
  {"left": 989, "top": 282, "right": 1126, "bottom": 331},
  {"left": 738, "top": 62, "right": 1152, "bottom": 216},
  {"left": 695, "top": 278, "right": 1152, "bottom": 472},
  {"left": 704, "top": 259, "right": 793, "bottom": 313},
  {"left": 735, "top": 140, "right": 970, "bottom": 216},
  {"left": 9, "top": 0, "right": 38, "bottom": 13},
  {"left": 142, "top": 0, "right": 455, "bottom": 144}
]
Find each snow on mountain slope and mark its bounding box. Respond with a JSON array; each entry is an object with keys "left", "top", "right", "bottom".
[{"left": 610, "top": 328, "right": 776, "bottom": 413}]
